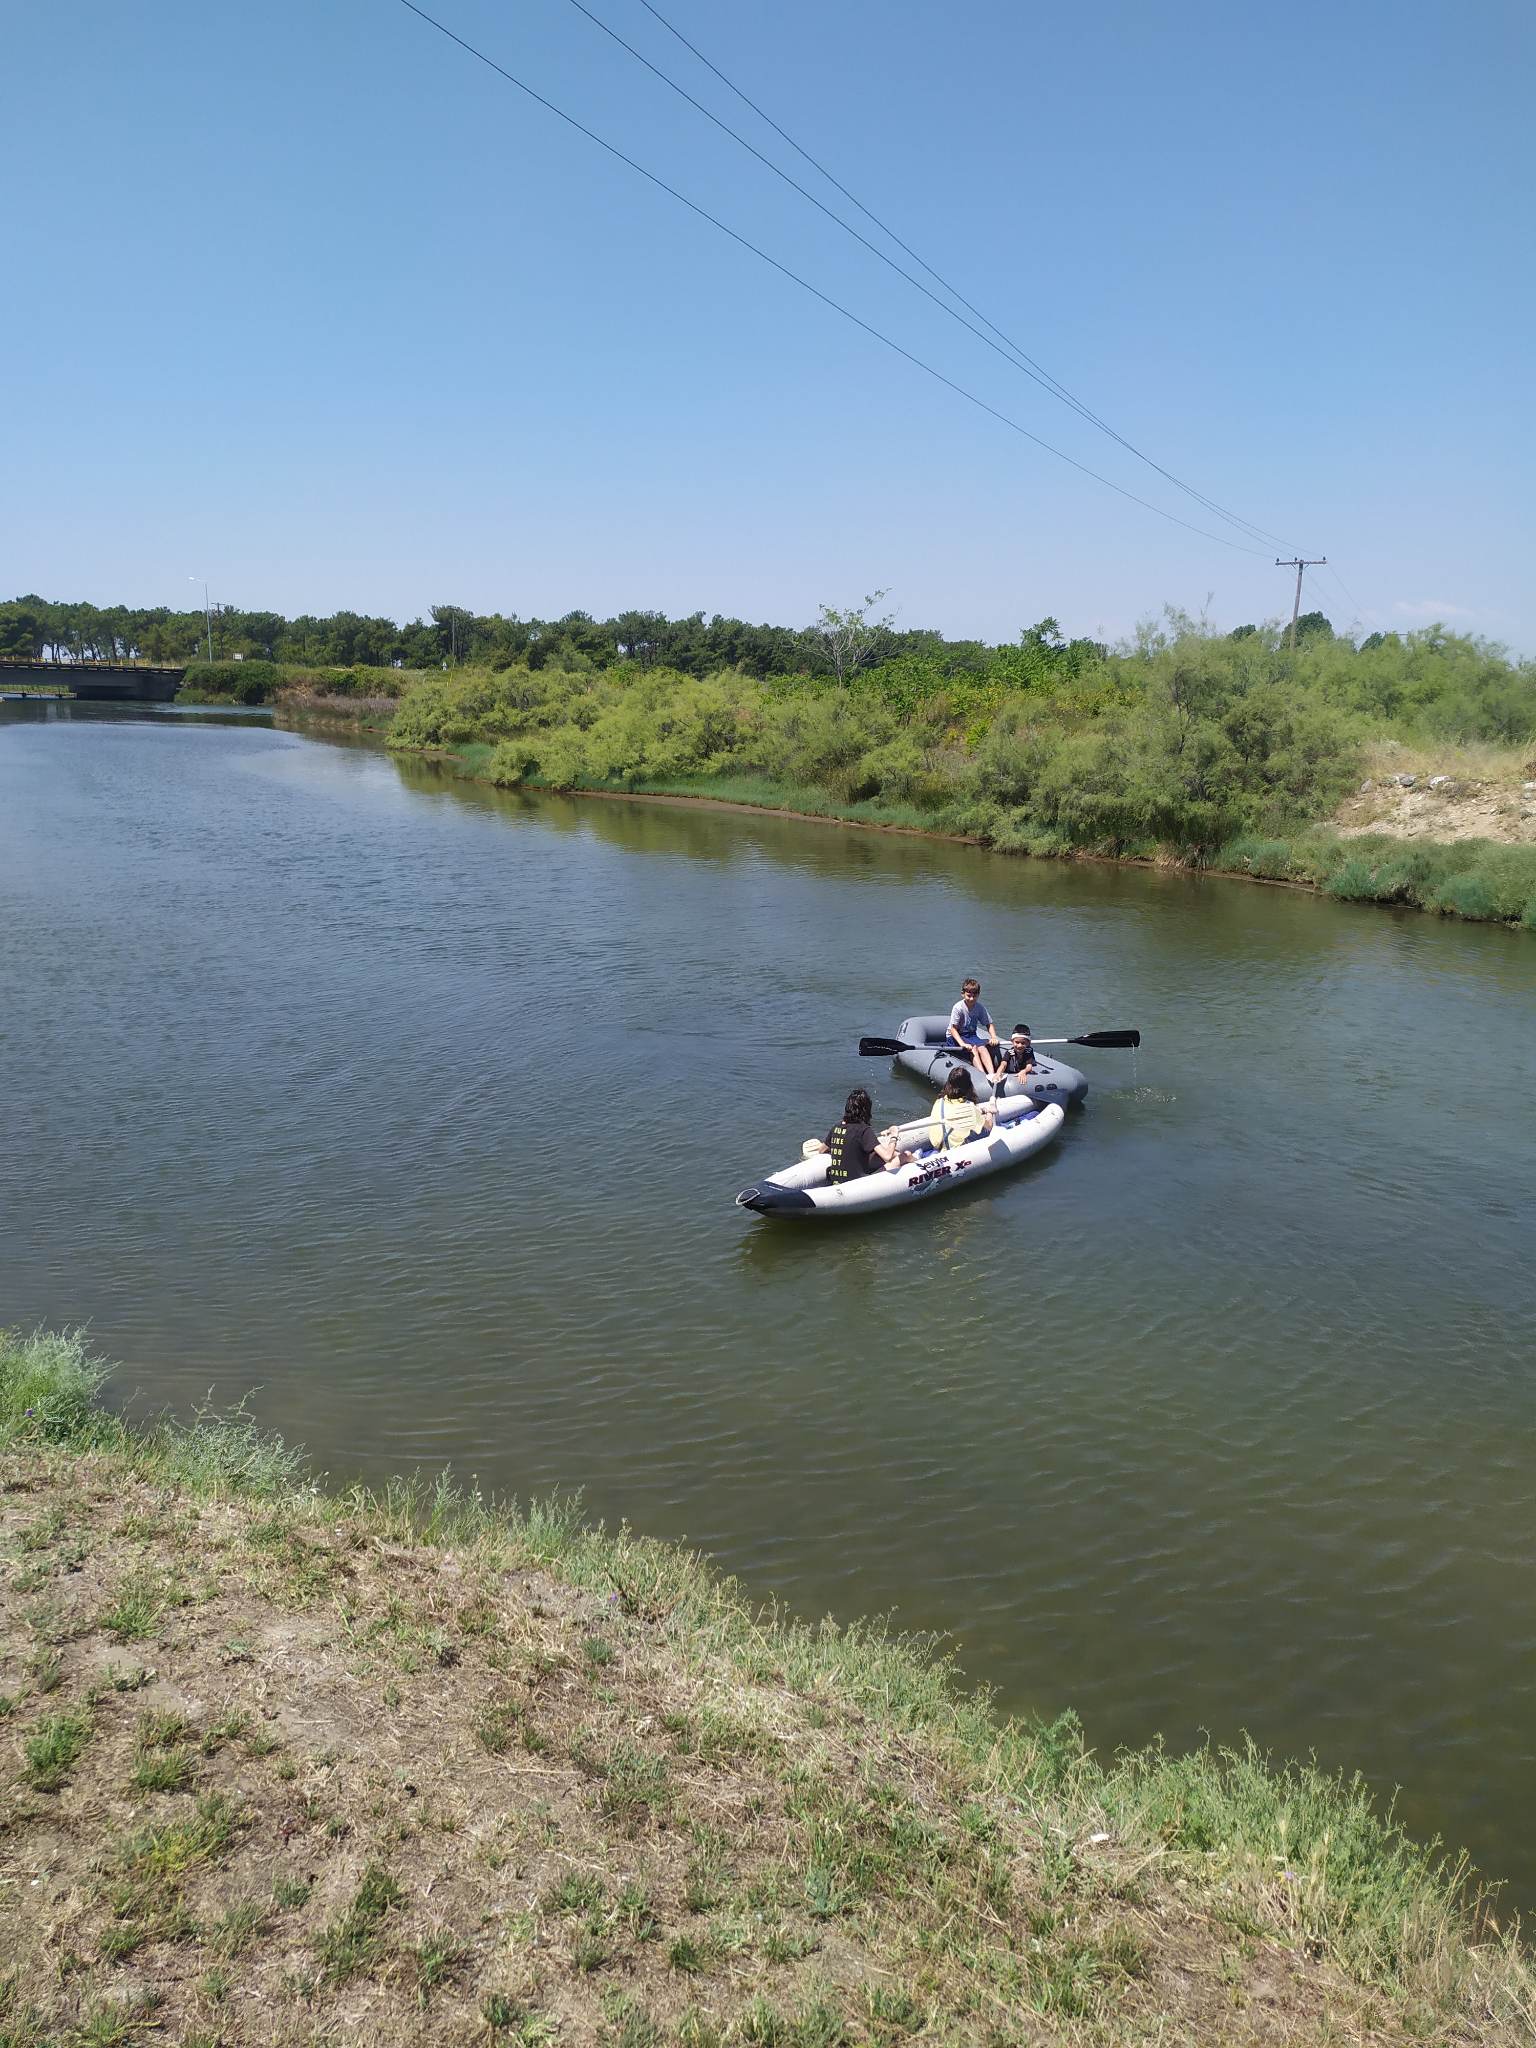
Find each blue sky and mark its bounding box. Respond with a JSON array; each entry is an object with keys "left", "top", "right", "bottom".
[{"left": 6, "top": 0, "right": 1532, "bottom": 648}]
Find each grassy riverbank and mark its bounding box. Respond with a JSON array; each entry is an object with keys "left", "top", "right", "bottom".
[
  {"left": 394, "top": 738, "right": 1536, "bottom": 931},
  {"left": 3, "top": 1330, "right": 1530, "bottom": 2044},
  {"left": 370, "top": 627, "right": 1536, "bottom": 931},
  {"left": 155, "top": 613, "right": 1536, "bottom": 927}
]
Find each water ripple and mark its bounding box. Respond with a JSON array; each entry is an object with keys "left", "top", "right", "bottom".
[{"left": 4, "top": 707, "right": 1536, "bottom": 1905}]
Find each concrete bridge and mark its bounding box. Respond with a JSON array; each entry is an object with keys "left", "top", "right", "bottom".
[{"left": 0, "top": 660, "right": 185, "bottom": 703}]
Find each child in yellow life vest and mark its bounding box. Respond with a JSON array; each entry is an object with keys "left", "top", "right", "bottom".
[{"left": 928, "top": 1066, "right": 996, "bottom": 1150}]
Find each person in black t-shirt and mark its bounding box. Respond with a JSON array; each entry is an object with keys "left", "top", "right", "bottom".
[
  {"left": 823, "top": 1088, "right": 906, "bottom": 1183},
  {"left": 995, "top": 1024, "right": 1038, "bottom": 1081}
]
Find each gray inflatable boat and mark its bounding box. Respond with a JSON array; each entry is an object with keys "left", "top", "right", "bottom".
[{"left": 891, "top": 1014, "right": 1089, "bottom": 1107}]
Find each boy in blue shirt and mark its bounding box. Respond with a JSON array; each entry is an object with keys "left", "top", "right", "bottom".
[{"left": 946, "top": 977, "right": 1001, "bottom": 1081}]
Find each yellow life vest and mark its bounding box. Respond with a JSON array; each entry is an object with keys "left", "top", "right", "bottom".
[{"left": 928, "top": 1096, "right": 983, "bottom": 1150}]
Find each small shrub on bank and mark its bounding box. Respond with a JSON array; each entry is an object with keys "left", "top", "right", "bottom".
[
  {"left": 1315, "top": 838, "right": 1536, "bottom": 922},
  {"left": 0, "top": 1326, "right": 107, "bottom": 1443},
  {"left": 1432, "top": 873, "right": 1500, "bottom": 919},
  {"left": 178, "top": 660, "right": 278, "bottom": 705},
  {"left": 1216, "top": 835, "right": 1307, "bottom": 881}
]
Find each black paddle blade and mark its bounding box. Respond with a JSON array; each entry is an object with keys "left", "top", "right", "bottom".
[
  {"left": 857, "top": 1036, "right": 912, "bottom": 1058},
  {"left": 1068, "top": 1029, "right": 1140, "bottom": 1050}
]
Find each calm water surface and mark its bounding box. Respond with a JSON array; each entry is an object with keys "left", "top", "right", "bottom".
[{"left": 4, "top": 705, "right": 1535, "bottom": 1900}]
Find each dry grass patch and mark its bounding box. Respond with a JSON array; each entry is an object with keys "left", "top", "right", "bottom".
[{"left": 3, "top": 1328, "right": 1533, "bottom": 2045}]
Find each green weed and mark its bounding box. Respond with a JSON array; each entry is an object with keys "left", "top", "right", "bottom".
[
  {"left": 413, "top": 1931, "right": 468, "bottom": 2004},
  {"left": 572, "top": 1931, "right": 609, "bottom": 1973},
  {"left": 29, "top": 1649, "right": 62, "bottom": 1696},
  {"left": 617, "top": 1881, "right": 658, "bottom": 1941},
  {"left": 605, "top": 1999, "right": 661, "bottom": 2048},
  {"left": 675, "top": 2010, "right": 723, "bottom": 2048},
  {"left": 600, "top": 1743, "right": 671, "bottom": 1828},
  {"left": 683, "top": 1848, "right": 728, "bottom": 1915},
  {"left": 130, "top": 1745, "right": 196, "bottom": 1794},
  {"left": 482, "top": 1995, "right": 557, "bottom": 2044},
  {"left": 207, "top": 1898, "right": 270, "bottom": 1956},
  {"left": 97, "top": 1574, "right": 164, "bottom": 1643},
  {"left": 314, "top": 1862, "right": 405, "bottom": 1986},
  {"left": 118, "top": 1792, "right": 249, "bottom": 1887},
  {"left": 18, "top": 1506, "right": 66, "bottom": 1552},
  {"left": 475, "top": 1699, "right": 523, "bottom": 1754},
  {"left": 135, "top": 1709, "right": 189, "bottom": 1747},
  {"left": 204, "top": 1707, "right": 252, "bottom": 1750},
  {"left": 103, "top": 1664, "right": 150, "bottom": 1694},
  {"left": 22, "top": 1707, "right": 93, "bottom": 1790},
  {"left": 544, "top": 1870, "right": 605, "bottom": 1916},
  {"left": 66, "top": 1996, "right": 164, "bottom": 2047}
]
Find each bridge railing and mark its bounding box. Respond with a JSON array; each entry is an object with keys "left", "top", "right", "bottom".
[{"left": 0, "top": 657, "right": 187, "bottom": 674}]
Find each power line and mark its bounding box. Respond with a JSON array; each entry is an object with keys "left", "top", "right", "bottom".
[
  {"left": 630, "top": 0, "right": 1295, "bottom": 552},
  {"left": 1322, "top": 560, "right": 1370, "bottom": 630},
  {"left": 565, "top": 0, "right": 1282, "bottom": 549},
  {"left": 395, "top": 0, "right": 1273, "bottom": 557}
]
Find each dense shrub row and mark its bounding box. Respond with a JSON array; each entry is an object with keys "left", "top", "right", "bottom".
[
  {"left": 385, "top": 634, "right": 1356, "bottom": 855},
  {"left": 384, "top": 618, "right": 1536, "bottom": 927}
]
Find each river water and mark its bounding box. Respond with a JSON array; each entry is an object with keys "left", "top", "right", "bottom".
[{"left": 4, "top": 703, "right": 1535, "bottom": 1903}]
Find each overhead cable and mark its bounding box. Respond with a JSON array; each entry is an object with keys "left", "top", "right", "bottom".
[
  {"left": 631, "top": 0, "right": 1295, "bottom": 551},
  {"left": 564, "top": 0, "right": 1283, "bottom": 549},
  {"left": 396, "top": 0, "right": 1272, "bottom": 557},
  {"left": 1322, "top": 561, "right": 1369, "bottom": 627}
]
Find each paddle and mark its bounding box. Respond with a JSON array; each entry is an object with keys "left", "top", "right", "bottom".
[{"left": 857, "top": 1029, "right": 1140, "bottom": 1058}]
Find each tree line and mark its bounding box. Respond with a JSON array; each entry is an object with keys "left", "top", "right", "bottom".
[
  {"left": 5, "top": 591, "right": 1529, "bottom": 750},
  {"left": 0, "top": 591, "right": 1108, "bottom": 684}
]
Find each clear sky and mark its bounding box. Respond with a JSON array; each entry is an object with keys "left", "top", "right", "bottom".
[{"left": 5, "top": 0, "right": 1532, "bottom": 648}]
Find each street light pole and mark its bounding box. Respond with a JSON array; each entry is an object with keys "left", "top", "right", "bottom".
[{"left": 189, "top": 577, "right": 213, "bottom": 664}]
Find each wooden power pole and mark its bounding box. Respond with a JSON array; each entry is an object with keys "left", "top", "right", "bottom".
[{"left": 1276, "top": 557, "right": 1326, "bottom": 649}]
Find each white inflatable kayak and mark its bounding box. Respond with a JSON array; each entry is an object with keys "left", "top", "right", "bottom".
[{"left": 736, "top": 1096, "right": 1065, "bottom": 1219}]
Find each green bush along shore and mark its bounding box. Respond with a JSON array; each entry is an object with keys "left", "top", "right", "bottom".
[
  {"left": 379, "top": 617, "right": 1536, "bottom": 930},
  {"left": 175, "top": 660, "right": 425, "bottom": 707},
  {"left": 2, "top": 1326, "right": 1532, "bottom": 2044}
]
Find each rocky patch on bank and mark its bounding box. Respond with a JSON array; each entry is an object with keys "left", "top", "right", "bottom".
[{"left": 1338, "top": 770, "right": 1536, "bottom": 846}]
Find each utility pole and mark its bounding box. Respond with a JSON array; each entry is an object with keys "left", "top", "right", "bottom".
[
  {"left": 188, "top": 577, "right": 213, "bottom": 664},
  {"left": 1276, "top": 557, "right": 1326, "bottom": 650}
]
